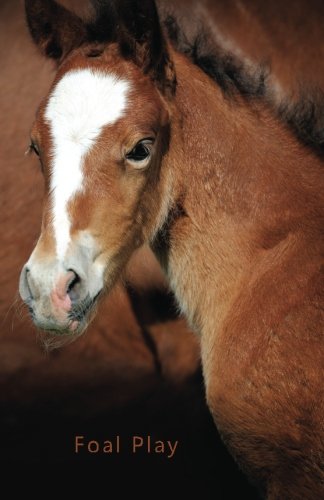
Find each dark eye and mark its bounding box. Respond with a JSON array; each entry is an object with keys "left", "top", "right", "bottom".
[
  {"left": 126, "top": 139, "right": 153, "bottom": 164},
  {"left": 29, "top": 141, "right": 40, "bottom": 157}
]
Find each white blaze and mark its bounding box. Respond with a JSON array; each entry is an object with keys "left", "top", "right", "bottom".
[{"left": 45, "top": 68, "right": 129, "bottom": 259}]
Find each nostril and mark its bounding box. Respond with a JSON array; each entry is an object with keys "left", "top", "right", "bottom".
[
  {"left": 25, "top": 268, "right": 33, "bottom": 300},
  {"left": 66, "top": 271, "right": 81, "bottom": 302},
  {"left": 19, "top": 266, "right": 34, "bottom": 302}
]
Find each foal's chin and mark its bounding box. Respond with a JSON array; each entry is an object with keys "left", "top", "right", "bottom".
[{"left": 35, "top": 306, "right": 98, "bottom": 351}]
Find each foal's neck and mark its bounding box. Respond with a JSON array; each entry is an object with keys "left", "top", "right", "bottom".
[{"left": 153, "top": 51, "right": 322, "bottom": 337}]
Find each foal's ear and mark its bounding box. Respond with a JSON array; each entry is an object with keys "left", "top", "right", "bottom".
[
  {"left": 25, "top": 0, "right": 87, "bottom": 62},
  {"left": 117, "top": 0, "right": 176, "bottom": 95}
]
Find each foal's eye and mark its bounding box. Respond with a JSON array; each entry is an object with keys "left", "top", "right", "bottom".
[
  {"left": 29, "top": 141, "right": 40, "bottom": 157},
  {"left": 125, "top": 139, "right": 153, "bottom": 166}
]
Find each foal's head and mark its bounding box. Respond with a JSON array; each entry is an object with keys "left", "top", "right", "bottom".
[{"left": 20, "top": 0, "right": 176, "bottom": 340}]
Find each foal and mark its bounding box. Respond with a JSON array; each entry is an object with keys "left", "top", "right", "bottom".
[{"left": 21, "top": 0, "right": 324, "bottom": 497}]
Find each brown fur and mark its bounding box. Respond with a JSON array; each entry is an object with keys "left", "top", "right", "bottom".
[
  {"left": 19, "top": 1, "right": 324, "bottom": 497},
  {"left": 0, "top": 0, "right": 200, "bottom": 436},
  {"left": 162, "top": 52, "right": 324, "bottom": 497}
]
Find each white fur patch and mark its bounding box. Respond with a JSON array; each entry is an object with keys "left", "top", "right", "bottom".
[{"left": 45, "top": 68, "right": 129, "bottom": 259}]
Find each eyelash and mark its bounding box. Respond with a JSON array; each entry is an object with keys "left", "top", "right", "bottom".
[
  {"left": 125, "top": 138, "right": 154, "bottom": 165},
  {"left": 26, "top": 141, "right": 44, "bottom": 173},
  {"left": 28, "top": 142, "right": 40, "bottom": 156}
]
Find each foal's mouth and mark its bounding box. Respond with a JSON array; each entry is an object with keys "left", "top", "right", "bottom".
[
  {"left": 27, "top": 291, "right": 102, "bottom": 337},
  {"left": 67, "top": 291, "right": 102, "bottom": 327}
]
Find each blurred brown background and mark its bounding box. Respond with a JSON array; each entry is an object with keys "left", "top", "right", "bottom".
[{"left": 0, "top": 1, "right": 258, "bottom": 497}]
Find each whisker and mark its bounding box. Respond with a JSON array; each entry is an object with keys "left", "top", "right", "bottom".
[
  {"left": 1, "top": 292, "right": 22, "bottom": 335},
  {"left": 68, "top": 292, "right": 101, "bottom": 322}
]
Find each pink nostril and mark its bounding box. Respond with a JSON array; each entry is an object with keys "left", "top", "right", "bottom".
[{"left": 51, "top": 270, "right": 79, "bottom": 312}]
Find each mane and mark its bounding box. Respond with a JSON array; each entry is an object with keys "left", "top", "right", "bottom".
[
  {"left": 163, "top": 14, "right": 324, "bottom": 157},
  {"left": 278, "top": 95, "right": 324, "bottom": 157},
  {"left": 71, "top": 2, "right": 324, "bottom": 157},
  {"left": 163, "top": 15, "right": 267, "bottom": 100}
]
